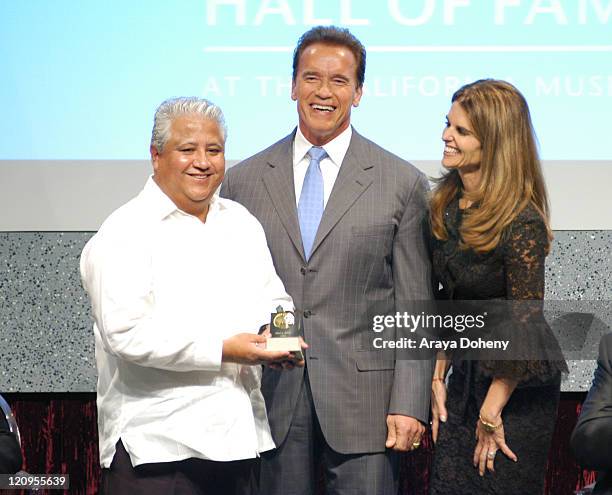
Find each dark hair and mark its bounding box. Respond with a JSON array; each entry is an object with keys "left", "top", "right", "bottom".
[{"left": 292, "top": 26, "right": 366, "bottom": 87}]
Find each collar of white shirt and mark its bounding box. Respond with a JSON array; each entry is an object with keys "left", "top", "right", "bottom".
[
  {"left": 293, "top": 124, "right": 353, "bottom": 168},
  {"left": 141, "top": 176, "right": 222, "bottom": 222}
]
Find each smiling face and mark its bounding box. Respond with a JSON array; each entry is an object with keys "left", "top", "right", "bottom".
[
  {"left": 442, "top": 101, "right": 482, "bottom": 171},
  {"left": 291, "top": 43, "right": 363, "bottom": 146},
  {"left": 151, "top": 115, "right": 225, "bottom": 222}
]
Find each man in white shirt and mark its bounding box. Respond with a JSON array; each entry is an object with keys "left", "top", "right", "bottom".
[{"left": 80, "top": 97, "right": 301, "bottom": 495}]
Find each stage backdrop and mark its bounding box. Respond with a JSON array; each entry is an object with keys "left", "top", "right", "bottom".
[{"left": 2, "top": 0, "right": 612, "bottom": 161}]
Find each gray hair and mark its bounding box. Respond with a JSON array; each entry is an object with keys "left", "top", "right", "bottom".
[{"left": 150, "top": 97, "right": 227, "bottom": 152}]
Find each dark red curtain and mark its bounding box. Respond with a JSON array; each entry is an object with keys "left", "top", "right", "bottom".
[{"left": 4, "top": 392, "right": 595, "bottom": 495}]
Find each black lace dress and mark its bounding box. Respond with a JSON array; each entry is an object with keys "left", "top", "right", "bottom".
[{"left": 428, "top": 198, "right": 566, "bottom": 495}]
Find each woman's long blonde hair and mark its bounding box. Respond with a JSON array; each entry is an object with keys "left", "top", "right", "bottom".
[{"left": 430, "top": 79, "right": 552, "bottom": 253}]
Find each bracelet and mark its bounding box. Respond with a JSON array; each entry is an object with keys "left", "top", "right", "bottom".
[
  {"left": 432, "top": 377, "right": 445, "bottom": 381},
  {"left": 478, "top": 414, "right": 502, "bottom": 434}
]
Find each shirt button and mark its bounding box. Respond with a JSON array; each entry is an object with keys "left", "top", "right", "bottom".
[{"left": 303, "top": 310, "right": 312, "bottom": 318}]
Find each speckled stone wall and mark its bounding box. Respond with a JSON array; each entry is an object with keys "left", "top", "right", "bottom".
[
  {"left": 544, "top": 231, "right": 611, "bottom": 391},
  {"left": 0, "top": 233, "right": 94, "bottom": 392},
  {"left": 0, "top": 231, "right": 610, "bottom": 392}
]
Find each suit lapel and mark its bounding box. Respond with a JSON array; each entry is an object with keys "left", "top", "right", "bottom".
[
  {"left": 310, "top": 130, "right": 374, "bottom": 257},
  {"left": 261, "top": 131, "right": 306, "bottom": 260}
]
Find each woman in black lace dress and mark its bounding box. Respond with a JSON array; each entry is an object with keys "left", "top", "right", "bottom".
[{"left": 427, "top": 79, "right": 566, "bottom": 494}]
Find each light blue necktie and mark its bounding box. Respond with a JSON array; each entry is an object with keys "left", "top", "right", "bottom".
[{"left": 298, "top": 146, "right": 327, "bottom": 260}]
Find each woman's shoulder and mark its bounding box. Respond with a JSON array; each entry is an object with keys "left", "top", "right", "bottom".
[
  {"left": 502, "top": 204, "right": 549, "bottom": 254},
  {"left": 513, "top": 202, "right": 545, "bottom": 225},
  {"left": 505, "top": 203, "right": 548, "bottom": 239}
]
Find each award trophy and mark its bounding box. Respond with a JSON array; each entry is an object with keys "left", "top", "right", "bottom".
[{"left": 267, "top": 306, "right": 304, "bottom": 360}]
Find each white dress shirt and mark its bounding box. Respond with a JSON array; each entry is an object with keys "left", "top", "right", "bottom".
[
  {"left": 80, "top": 178, "right": 292, "bottom": 468},
  {"left": 293, "top": 125, "right": 352, "bottom": 207}
]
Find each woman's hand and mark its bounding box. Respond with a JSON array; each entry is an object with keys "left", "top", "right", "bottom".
[
  {"left": 431, "top": 378, "right": 448, "bottom": 444},
  {"left": 473, "top": 413, "right": 518, "bottom": 476}
]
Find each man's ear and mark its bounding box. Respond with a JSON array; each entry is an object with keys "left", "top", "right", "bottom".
[
  {"left": 291, "top": 80, "right": 297, "bottom": 101},
  {"left": 352, "top": 85, "right": 363, "bottom": 108},
  {"left": 150, "top": 145, "right": 160, "bottom": 172}
]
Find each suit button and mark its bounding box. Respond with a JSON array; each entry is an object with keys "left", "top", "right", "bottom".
[
  {"left": 300, "top": 267, "right": 307, "bottom": 275},
  {"left": 303, "top": 310, "right": 312, "bottom": 318}
]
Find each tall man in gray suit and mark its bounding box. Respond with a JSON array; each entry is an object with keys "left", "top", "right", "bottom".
[{"left": 221, "top": 26, "right": 433, "bottom": 495}]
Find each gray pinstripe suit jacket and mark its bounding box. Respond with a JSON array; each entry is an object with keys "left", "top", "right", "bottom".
[{"left": 221, "top": 128, "right": 433, "bottom": 454}]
